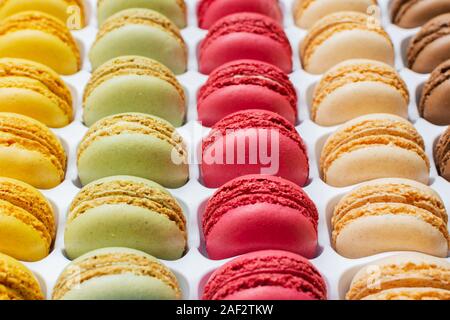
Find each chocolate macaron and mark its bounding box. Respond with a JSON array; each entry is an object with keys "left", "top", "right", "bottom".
[
  {"left": 391, "top": 0, "right": 450, "bottom": 28},
  {"left": 435, "top": 126, "right": 450, "bottom": 181}
]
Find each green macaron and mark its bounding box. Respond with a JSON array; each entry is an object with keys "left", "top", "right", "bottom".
[
  {"left": 83, "top": 56, "right": 186, "bottom": 127},
  {"left": 77, "top": 113, "right": 189, "bottom": 188},
  {"left": 64, "top": 176, "right": 187, "bottom": 260},
  {"left": 53, "top": 247, "right": 182, "bottom": 300}
]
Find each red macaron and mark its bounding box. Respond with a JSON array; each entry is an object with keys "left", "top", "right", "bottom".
[
  {"left": 202, "top": 250, "right": 327, "bottom": 300},
  {"left": 198, "top": 60, "right": 298, "bottom": 127},
  {"left": 197, "top": 0, "right": 283, "bottom": 29},
  {"left": 202, "top": 175, "right": 318, "bottom": 260},
  {"left": 198, "top": 13, "right": 292, "bottom": 74},
  {"left": 201, "top": 109, "right": 309, "bottom": 188}
]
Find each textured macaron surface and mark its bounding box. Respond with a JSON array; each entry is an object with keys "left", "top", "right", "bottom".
[
  {"left": 346, "top": 253, "right": 450, "bottom": 300},
  {"left": 52, "top": 247, "right": 182, "bottom": 300},
  {"left": 391, "top": 0, "right": 450, "bottom": 27},
  {"left": 436, "top": 126, "right": 450, "bottom": 181},
  {"left": 202, "top": 250, "right": 327, "bottom": 300},
  {"left": 0, "top": 252, "right": 43, "bottom": 300},
  {"left": 65, "top": 176, "right": 187, "bottom": 260},
  {"left": 0, "top": 11, "right": 80, "bottom": 74},
  {"left": 83, "top": 56, "right": 186, "bottom": 127},
  {"left": 198, "top": 60, "right": 297, "bottom": 120},
  {"left": 0, "top": 177, "right": 55, "bottom": 261}
]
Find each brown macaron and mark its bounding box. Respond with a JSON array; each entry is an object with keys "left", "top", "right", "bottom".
[
  {"left": 391, "top": 0, "right": 450, "bottom": 28},
  {"left": 420, "top": 59, "right": 450, "bottom": 125},
  {"left": 435, "top": 126, "right": 450, "bottom": 181},
  {"left": 407, "top": 13, "right": 450, "bottom": 73}
]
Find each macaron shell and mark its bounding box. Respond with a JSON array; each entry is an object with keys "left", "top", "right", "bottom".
[
  {"left": 391, "top": 0, "right": 450, "bottom": 28},
  {"left": 422, "top": 78, "right": 450, "bottom": 125},
  {"left": 224, "top": 286, "right": 316, "bottom": 300},
  {"left": 295, "top": 0, "right": 376, "bottom": 29},
  {"left": 198, "top": 0, "right": 283, "bottom": 29},
  {"left": 362, "top": 287, "right": 450, "bottom": 300},
  {"left": 410, "top": 34, "right": 450, "bottom": 74},
  {"left": 335, "top": 213, "right": 449, "bottom": 258}
]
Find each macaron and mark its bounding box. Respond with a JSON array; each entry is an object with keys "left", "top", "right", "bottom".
[
  {"left": 52, "top": 247, "right": 182, "bottom": 300},
  {"left": 391, "top": 0, "right": 450, "bottom": 28},
  {"left": 202, "top": 250, "right": 327, "bottom": 300},
  {"left": 0, "top": 252, "right": 44, "bottom": 300},
  {"left": 198, "top": 60, "right": 298, "bottom": 127},
  {"left": 0, "top": 177, "right": 55, "bottom": 262},
  {"left": 83, "top": 56, "right": 186, "bottom": 127},
  {"left": 301, "top": 12, "right": 395, "bottom": 74},
  {"left": 346, "top": 253, "right": 450, "bottom": 300},
  {"left": 0, "top": 12, "right": 80, "bottom": 75},
  {"left": 435, "top": 126, "right": 450, "bottom": 181},
  {"left": 203, "top": 175, "right": 318, "bottom": 260},
  {"left": 312, "top": 59, "right": 409, "bottom": 126},
  {"left": 0, "top": 113, "right": 66, "bottom": 189},
  {"left": 419, "top": 59, "right": 450, "bottom": 125},
  {"left": 320, "top": 114, "right": 430, "bottom": 187},
  {"left": 0, "top": 58, "right": 72, "bottom": 128},
  {"left": 77, "top": 113, "right": 189, "bottom": 188},
  {"left": 198, "top": 13, "right": 293, "bottom": 74},
  {"left": 65, "top": 176, "right": 187, "bottom": 260},
  {"left": 201, "top": 109, "right": 309, "bottom": 188},
  {"left": 332, "top": 178, "right": 449, "bottom": 259},
  {"left": 294, "top": 0, "right": 377, "bottom": 29},
  {"left": 89, "top": 9, "right": 187, "bottom": 74},
  {"left": 407, "top": 13, "right": 450, "bottom": 74},
  {"left": 97, "top": 0, "right": 187, "bottom": 28},
  {"left": 197, "top": 0, "right": 282, "bottom": 29}
]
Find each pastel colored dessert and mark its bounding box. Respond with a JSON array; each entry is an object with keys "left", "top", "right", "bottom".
[
  {"left": 89, "top": 9, "right": 187, "bottom": 74},
  {"left": 312, "top": 59, "right": 409, "bottom": 126},
  {"left": 98, "top": 0, "right": 187, "bottom": 28},
  {"left": 391, "top": 0, "right": 450, "bottom": 28},
  {"left": 197, "top": 0, "right": 282, "bottom": 29},
  {"left": 0, "top": 252, "right": 44, "bottom": 300},
  {"left": 202, "top": 250, "right": 327, "bottom": 300},
  {"left": 435, "top": 126, "right": 450, "bottom": 181},
  {"left": 332, "top": 178, "right": 449, "bottom": 259},
  {"left": 301, "top": 12, "right": 395, "bottom": 74},
  {"left": 407, "top": 13, "right": 450, "bottom": 73},
  {"left": 203, "top": 175, "right": 318, "bottom": 260},
  {"left": 320, "top": 114, "right": 430, "bottom": 187},
  {"left": 294, "top": 0, "right": 377, "bottom": 29},
  {"left": 65, "top": 176, "right": 187, "bottom": 260},
  {"left": 198, "top": 60, "right": 298, "bottom": 127},
  {"left": 83, "top": 56, "right": 186, "bottom": 127},
  {"left": 53, "top": 247, "right": 182, "bottom": 300},
  {"left": 0, "top": 58, "right": 72, "bottom": 128},
  {"left": 346, "top": 253, "right": 450, "bottom": 300},
  {"left": 198, "top": 13, "right": 292, "bottom": 74},
  {"left": 77, "top": 113, "right": 189, "bottom": 188},
  {"left": 0, "top": 177, "right": 55, "bottom": 262},
  {"left": 419, "top": 59, "right": 450, "bottom": 125},
  {"left": 0, "top": 12, "right": 80, "bottom": 75},
  {"left": 0, "top": 113, "right": 66, "bottom": 189},
  {"left": 201, "top": 110, "right": 309, "bottom": 188}
]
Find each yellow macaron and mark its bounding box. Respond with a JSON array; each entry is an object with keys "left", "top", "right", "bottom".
[
  {"left": 0, "top": 11, "right": 81, "bottom": 75},
  {"left": 0, "top": 112, "right": 66, "bottom": 189},
  {"left": 0, "top": 58, "right": 73, "bottom": 127},
  {"left": 0, "top": 0, "right": 85, "bottom": 29},
  {"left": 0, "top": 177, "right": 55, "bottom": 261},
  {"left": 0, "top": 252, "right": 44, "bottom": 300}
]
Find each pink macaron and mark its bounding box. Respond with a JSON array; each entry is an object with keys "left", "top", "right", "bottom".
[
  {"left": 198, "top": 13, "right": 293, "bottom": 74},
  {"left": 198, "top": 60, "right": 298, "bottom": 127},
  {"left": 197, "top": 0, "right": 283, "bottom": 29},
  {"left": 202, "top": 250, "right": 327, "bottom": 300},
  {"left": 200, "top": 109, "right": 309, "bottom": 188},
  {"left": 202, "top": 175, "right": 318, "bottom": 260}
]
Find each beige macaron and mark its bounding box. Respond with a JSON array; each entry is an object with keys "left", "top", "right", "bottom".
[
  {"left": 294, "top": 0, "right": 378, "bottom": 29},
  {"left": 301, "top": 11, "right": 395, "bottom": 74},
  {"left": 320, "top": 114, "right": 430, "bottom": 187},
  {"left": 312, "top": 59, "right": 409, "bottom": 126},
  {"left": 332, "top": 178, "right": 449, "bottom": 259},
  {"left": 346, "top": 252, "right": 450, "bottom": 300}
]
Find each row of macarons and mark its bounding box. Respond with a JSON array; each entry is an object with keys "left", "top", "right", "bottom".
[
  {"left": 2, "top": 248, "right": 449, "bottom": 300},
  {"left": 1, "top": 1, "right": 450, "bottom": 77}
]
